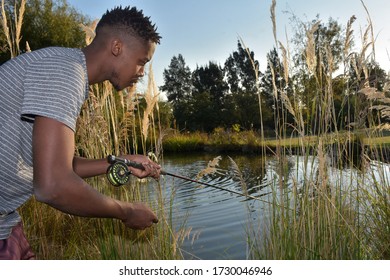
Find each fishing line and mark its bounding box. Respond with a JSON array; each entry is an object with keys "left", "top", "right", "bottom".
[{"left": 106, "top": 155, "right": 269, "bottom": 201}]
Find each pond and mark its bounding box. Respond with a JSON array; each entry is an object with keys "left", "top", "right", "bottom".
[
  {"left": 147, "top": 152, "right": 389, "bottom": 260},
  {"left": 145, "top": 153, "right": 273, "bottom": 260}
]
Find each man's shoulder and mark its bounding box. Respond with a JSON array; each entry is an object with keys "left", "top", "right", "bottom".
[
  {"left": 22, "top": 47, "right": 87, "bottom": 83},
  {"left": 1, "top": 47, "right": 85, "bottom": 70},
  {"left": 29, "top": 47, "right": 84, "bottom": 63}
]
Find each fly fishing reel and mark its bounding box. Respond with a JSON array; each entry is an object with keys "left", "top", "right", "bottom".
[{"left": 106, "top": 161, "right": 131, "bottom": 187}]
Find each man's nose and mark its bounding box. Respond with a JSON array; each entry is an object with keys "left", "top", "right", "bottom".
[{"left": 138, "top": 66, "right": 145, "bottom": 77}]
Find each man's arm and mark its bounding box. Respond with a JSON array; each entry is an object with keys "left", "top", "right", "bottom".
[
  {"left": 72, "top": 154, "right": 161, "bottom": 179},
  {"left": 72, "top": 157, "right": 109, "bottom": 178},
  {"left": 32, "top": 116, "right": 158, "bottom": 229}
]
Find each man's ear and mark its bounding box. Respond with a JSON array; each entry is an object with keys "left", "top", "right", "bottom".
[{"left": 111, "top": 39, "right": 123, "bottom": 57}]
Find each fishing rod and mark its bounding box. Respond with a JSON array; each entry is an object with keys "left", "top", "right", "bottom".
[{"left": 106, "top": 155, "right": 266, "bottom": 201}]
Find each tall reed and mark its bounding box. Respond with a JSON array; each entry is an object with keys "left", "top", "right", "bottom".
[
  {"left": 247, "top": 0, "right": 389, "bottom": 259},
  {"left": 0, "top": 0, "right": 25, "bottom": 58}
]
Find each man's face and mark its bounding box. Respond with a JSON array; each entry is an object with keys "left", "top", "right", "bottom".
[{"left": 110, "top": 39, "right": 156, "bottom": 91}]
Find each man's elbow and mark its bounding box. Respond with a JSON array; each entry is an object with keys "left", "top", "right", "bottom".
[{"left": 33, "top": 181, "right": 61, "bottom": 205}]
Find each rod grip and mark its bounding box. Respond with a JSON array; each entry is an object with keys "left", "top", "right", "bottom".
[
  {"left": 107, "top": 155, "right": 145, "bottom": 170},
  {"left": 107, "top": 155, "right": 167, "bottom": 175}
]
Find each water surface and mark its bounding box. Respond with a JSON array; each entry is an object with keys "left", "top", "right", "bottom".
[
  {"left": 155, "top": 153, "right": 271, "bottom": 259},
  {"left": 147, "top": 152, "right": 389, "bottom": 259}
]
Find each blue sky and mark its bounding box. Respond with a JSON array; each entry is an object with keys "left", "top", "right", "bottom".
[{"left": 67, "top": 0, "right": 390, "bottom": 90}]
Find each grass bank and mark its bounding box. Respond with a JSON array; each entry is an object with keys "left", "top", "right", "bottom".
[{"left": 162, "top": 129, "right": 390, "bottom": 157}]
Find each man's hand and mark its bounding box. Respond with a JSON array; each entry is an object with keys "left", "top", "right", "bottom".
[
  {"left": 119, "top": 201, "right": 158, "bottom": 230},
  {"left": 122, "top": 154, "right": 161, "bottom": 179}
]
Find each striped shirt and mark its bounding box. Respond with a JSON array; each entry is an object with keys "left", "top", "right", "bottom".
[{"left": 0, "top": 47, "right": 89, "bottom": 239}]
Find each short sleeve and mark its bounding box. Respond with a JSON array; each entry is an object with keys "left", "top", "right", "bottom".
[{"left": 21, "top": 56, "right": 88, "bottom": 131}]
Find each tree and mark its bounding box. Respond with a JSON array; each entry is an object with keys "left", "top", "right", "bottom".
[
  {"left": 192, "top": 61, "right": 227, "bottom": 103},
  {"left": 1, "top": 0, "right": 89, "bottom": 63},
  {"left": 161, "top": 54, "right": 192, "bottom": 103},
  {"left": 224, "top": 41, "right": 260, "bottom": 94},
  {"left": 22, "top": 0, "right": 88, "bottom": 49},
  {"left": 224, "top": 41, "right": 263, "bottom": 130},
  {"left": 160, "top": 54, "right": 193, "bottom": 130},
  {"left": 261, "top": 47, "right": 292, "bottom": 132},
  {"left": 188, "top": 91, "right": 214, "bottom": 131},
  {"left": 191, "top": 61, "right": 228, "bottom": 131}
]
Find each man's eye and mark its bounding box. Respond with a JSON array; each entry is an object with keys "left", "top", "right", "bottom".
[{"left": 140, "top": 60, "right": 149, "bottom": 66}]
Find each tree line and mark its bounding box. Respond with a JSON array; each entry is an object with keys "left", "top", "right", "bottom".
[
  {"left": 161, "top": 16, "right": 388, "bottom": 135},
  {"left": 161, "top": 42, "right": 262, "bottom": 133}
]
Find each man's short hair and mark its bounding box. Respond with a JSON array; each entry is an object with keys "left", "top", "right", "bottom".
[{"left": 96, "top": 6, "right": 161, "bottom": 44}]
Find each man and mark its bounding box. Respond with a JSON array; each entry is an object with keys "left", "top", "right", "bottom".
[{"left": 0, "top": 6, "right": 161, "bottom": 260}]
